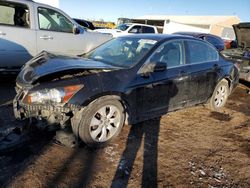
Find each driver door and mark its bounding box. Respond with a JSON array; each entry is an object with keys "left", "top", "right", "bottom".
[{"left": 35, "top": 6, "right": 84, "bottom": 56}]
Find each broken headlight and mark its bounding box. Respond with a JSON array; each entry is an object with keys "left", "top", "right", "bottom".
[{"left": 22, "top": 85, "right": 83, "bottom": 105}]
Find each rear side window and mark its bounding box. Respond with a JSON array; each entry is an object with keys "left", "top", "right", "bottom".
[
  {"left": 38, "top": 7, "right": 73, "bottom": 33},
  {"left": 143, "top": 26, "right": 155, "bottom": 33},
  {"left": 186, "top": 40, "right": 219, "bottom": 64},
  {"left": 0, "top": 2, "right": 29, "bottom": 28}
]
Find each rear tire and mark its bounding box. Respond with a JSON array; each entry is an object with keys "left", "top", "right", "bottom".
[
  {"left": 207, "top": 80, "right": 229, "bottom": 111},
  {"left": 77, "top": 97, "right": 125, "bottom": 147}
]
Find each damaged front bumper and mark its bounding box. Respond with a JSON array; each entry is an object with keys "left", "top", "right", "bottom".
[{"left": 13, "top": 89, "right": 80, "bottom": 128}]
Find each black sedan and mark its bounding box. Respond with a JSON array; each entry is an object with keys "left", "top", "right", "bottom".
[
  {"left": 174, "top": 32, "right": 225, "bottom": 51},
  {"left": 14, "top": 34, "right": 239, "bottom": 146}
]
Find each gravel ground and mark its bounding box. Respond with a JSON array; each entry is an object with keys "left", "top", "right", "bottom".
[{"left": 0, "top": 77, "right": 249, "bottom": 188}]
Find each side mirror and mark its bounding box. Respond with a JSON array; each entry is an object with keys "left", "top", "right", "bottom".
[
  {"left": 73, "top": 26, "right": 80, "bottom": 34},
  {"left": 153, "top": 62, "right": 167, "bottom": 72}
]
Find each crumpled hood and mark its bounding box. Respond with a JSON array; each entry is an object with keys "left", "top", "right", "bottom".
[
  {"left": 17, "top": 51, "right": 119, "bottom": 86},
  {"left": 233, "top": 23, "right": 250, "bottom": 48}
]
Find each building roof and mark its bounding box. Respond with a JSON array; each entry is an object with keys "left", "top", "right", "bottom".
[{"left": 134, "top": 15, "right": 240, "bottom": 27}]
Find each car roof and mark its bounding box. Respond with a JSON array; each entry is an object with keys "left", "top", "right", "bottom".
[
  {"left": 174, "top": 32, "right": 221, "bottom": 39},
  {"left": 119, "top": 34, "right": 195, "bottom": 42},
  {"left": 122, "top": 23, "right": 156, "bottom": 27}
]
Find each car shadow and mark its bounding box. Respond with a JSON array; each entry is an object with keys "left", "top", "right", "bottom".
[
  {"left": 111, "top": 118, "right": 161, "bottom": 187},
  {"left": 0, "top": 75, "right": 16, "bottom": 105},
  {"left": 0, "top": 131, "right": 55, "bottom": 186},
  {"left": 44, "top": 145, "right": 98, "bottom": 188}
]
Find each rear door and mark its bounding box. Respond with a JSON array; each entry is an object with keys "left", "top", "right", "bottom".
[
  {"left": 35, "top": 6, "right": 85, "bottom": 56},
  {"left": 185, "top": 39, "right": 220, "bottom": 105},
  {"left": 0, "top": 1, "right": 36, "bottom": 69}
]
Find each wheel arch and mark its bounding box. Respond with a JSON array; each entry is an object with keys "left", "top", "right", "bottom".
[
  {"left": 80, "top": 92, "right": 133, "bottom": 125},
  {"left": 206, "top": 77, "right": 231, "bottom": 104},
  {"left": 218, "top": 76, "right": 232, "bottom": 91}
]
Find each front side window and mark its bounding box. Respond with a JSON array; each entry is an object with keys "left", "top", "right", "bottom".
[
  {"left": 85, "top": 38, "right": 157, "bottom": 68},
  {"left": 129, "top": 25, "right": 142, "bottom": 33},
  {"left": 149, "top": 40, "right": 185, "bottom": 68},
  {"left": 38, "top": 7, "right": 73, "bottom": 33},
  {"left": 0, "top": 2, "right": 29, "bottom": 28},
  {"left": 115, "top": 24, "right": 130, "bottom": 31},
  {"left": 187, "top": 40, "right": 219, "bottom": 64}
]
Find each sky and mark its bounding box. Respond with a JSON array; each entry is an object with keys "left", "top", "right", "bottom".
[{"left": 36, "top": 0, "right": 250, "bottom": 23}]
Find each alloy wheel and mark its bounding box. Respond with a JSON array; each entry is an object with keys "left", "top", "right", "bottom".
[
  {"left": 89, "top": 105, "right": 121, "bottom": 142},
  {"left": 214, "top": 85, "right": 227, "bottom": 108}
]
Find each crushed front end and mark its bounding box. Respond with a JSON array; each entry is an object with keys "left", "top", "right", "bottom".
[
  {"left": 13, "top": 84, "right": 82, "bottom": 128},
  {"left": 11, "top": 51, "right": 116, "bottom": 147},
  {"left": 13, "top": 51, "right": 108, "bottom": 125}
]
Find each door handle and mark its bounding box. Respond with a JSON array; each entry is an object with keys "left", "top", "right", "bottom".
[
  {"left": 40, "top": 36, "right": 53, "bottom": 40},
  {"left": 0, "top": 31, "right": 6, "bottom": 36}
]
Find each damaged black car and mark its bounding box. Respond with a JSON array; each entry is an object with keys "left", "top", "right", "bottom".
[
  {"left": 222, "top": 22, "right": 250, "bottom": 82},
  {"left": 14, "top": 34, "right": 239, "bottom": 146}
]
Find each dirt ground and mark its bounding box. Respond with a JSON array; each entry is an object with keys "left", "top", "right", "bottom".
[{"left": 0, "top": 78, "right": 249, "bottom": 188}]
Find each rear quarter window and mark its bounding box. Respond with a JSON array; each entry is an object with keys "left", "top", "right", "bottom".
[{"left": 186, "top": 40, "right": 219, "bottom": 64}]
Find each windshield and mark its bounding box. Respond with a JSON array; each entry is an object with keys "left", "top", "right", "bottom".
[
  {"left": 84, "top": 38, "right": 157, "bottom": 68},
  {"left": 115, "top": 24, "right": 130, "bottom": 31}
]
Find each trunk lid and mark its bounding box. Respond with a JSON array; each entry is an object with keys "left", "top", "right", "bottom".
[{"left": 233, "top": 23, "right": 250, "bottom": 48}]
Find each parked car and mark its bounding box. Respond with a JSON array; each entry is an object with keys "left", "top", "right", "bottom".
[
  {"left": 222, "top": 23, "right": 250, "bottom": 82},
  {"left": 0, "top": 0, "right": 112, "bottom": 72},
  {"left": 174, "top": 32, "right": 225, "bottom": 51},
  {"left": 14, "top": 34, "right": 239, "bottom": 147},
  {"left": 73, "top": 18, "right": 95, "bottom": 30},
  {"left": 95, "top": 23, "right": 158, "bottom": 37}
]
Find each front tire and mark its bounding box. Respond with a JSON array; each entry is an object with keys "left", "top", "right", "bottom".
[
  {"left": 77, "top": 97, "right": 125, "bottom": 147},
  {"left": 208, "top": 80, "right": 229, "bottom": 111}
]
